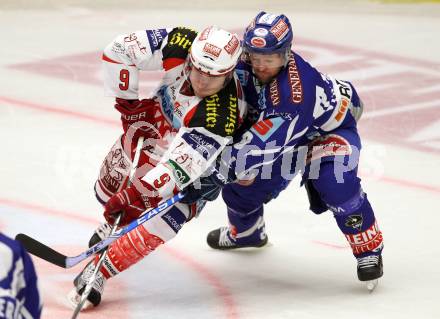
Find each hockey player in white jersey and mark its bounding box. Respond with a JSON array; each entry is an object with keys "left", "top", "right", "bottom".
[
  {"left": 67, "top": 26, "right": 245, "bottom": 309},
  {"left": 0, "top": 232, "right": 42, "bottom": 319}
]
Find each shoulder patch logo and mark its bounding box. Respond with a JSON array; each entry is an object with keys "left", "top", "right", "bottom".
[{"left": 146, "top": 29, "right": 168, "bottom": 52}]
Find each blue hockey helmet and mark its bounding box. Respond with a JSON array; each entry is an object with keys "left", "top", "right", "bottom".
[{"left": 243, "top": 12, "right": 293, "bottom": 55}]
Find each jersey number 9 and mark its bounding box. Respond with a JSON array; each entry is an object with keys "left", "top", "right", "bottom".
[{"left": 119, "top": 69, "right": 130, "bottom": 91}]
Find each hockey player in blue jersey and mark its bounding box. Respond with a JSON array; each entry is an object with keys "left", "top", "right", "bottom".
[
  {"left": 0, "top": 233, "right": 42, "bottom": 319},
  {"left": 203, "top": 12, "right": 384, "bottom": 287}
]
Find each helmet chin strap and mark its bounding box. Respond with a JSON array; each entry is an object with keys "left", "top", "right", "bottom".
[{"left": 283, "top": 50, "right": 292, "bottom": 67}]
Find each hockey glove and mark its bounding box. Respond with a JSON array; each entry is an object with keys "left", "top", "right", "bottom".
[
  {"left": 115, "top": 98, "right": 159, "bottom": 139},
  {"left": 103, "top": 183, "right": 162, "bottom": 226}
]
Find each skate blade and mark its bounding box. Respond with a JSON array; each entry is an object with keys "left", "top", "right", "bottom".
[
  {"left": 366, "top": 279, "right": 378, "bottom": 292},
  {"left": 66, "top": 288, "right": 94, "bottom": 311}
]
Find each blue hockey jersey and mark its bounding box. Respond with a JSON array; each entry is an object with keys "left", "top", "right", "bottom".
[
  {"left": 0, "top": 233, "right": 41, "bottom": 319},
  {"left": 228, "top": 51, "right": 364, "bottom": 178}
]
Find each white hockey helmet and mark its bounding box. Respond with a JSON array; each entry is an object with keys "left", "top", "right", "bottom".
[{"left": 189, "top": 26, "right": 242, "bottom": 76}]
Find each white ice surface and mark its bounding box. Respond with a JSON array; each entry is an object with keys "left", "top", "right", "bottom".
[{"left": 1, "top": 1, "right": 439, "bottom": 318}]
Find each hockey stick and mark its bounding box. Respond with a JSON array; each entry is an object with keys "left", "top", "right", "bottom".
[
  {"left": 70, "top": 136, "right": 145, "bottom": 318},
  {"left": 16, "top": 135, "right": 227, "bottom": 267},
  {"left": 70, "top": 213, "right": 122, "bottom": 319},
  {"left": 15, "top": 192, "right": 185, "bottom": 268}
]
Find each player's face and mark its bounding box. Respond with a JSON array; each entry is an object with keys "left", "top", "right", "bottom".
[
  {"left": 190, "top": 67, "right": 228, "bottom": 98},
  {"left": 249, "top": 53, "right": 284, "bottom": 84}
]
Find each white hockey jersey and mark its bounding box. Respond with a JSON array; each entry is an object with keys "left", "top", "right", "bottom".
[{"left": 102, "top": 27, "right": 246, "bottom": 199}]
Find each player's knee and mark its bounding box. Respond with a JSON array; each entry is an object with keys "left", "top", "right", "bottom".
[
  {"left": 305, "top": 162, "right": 363, "bottom": 214},
  {"left": 313, "top": 164, "right": 360, "bottom": 204}
]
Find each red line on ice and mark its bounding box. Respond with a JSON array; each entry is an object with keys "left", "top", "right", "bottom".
[
  {"left": 374, "top": 175, "right": 440, "bottom": 194},
  {"left": 311, "top": 240, "right": 349, "bottom": 250},
  {"left": 0, "top": 198, "right": 100, "bottom": 225},
  {"left": 1, "top": 95, "right": 438, "bottom": 194},
  {"left": 0, "top": 96, "right": 119, "bottom": 127}
]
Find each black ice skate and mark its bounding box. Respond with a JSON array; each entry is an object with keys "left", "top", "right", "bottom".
[
  {"left": 357, "top": 255, "right": 383, "bottom": 291},
  {"left": 207, "top": 226, "right": 268, "bottom": 250},
  {"left": 67, "top": 261, "right": 107, "bottom": 309}
]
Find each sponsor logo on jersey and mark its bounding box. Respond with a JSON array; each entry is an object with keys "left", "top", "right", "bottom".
[
  {"left": 250, "top": 37, "right": 266, "bottom": 48},
  {"left": 224, "top": 35, "right": 240, "bottom": 56},
  {"left": 205, "top": 94, "right": 220, "bottom": 129},
  {"left": 287, "top": 57, "right": 303, "bottom": 104},
  {"left": 100, "top": 147, "right": 128, "bottom": 194},
  {"left": 225, "top": 95, "right": 238, "bottom": 135},
  {"left": 157, "top": 85, "right": 174, "bottom": 122},
  {"left": 162, "top": 28, "right": 196, "bottom": 68},
  {"left": 111, "top": 41, "right": 125, "bottom": 54},
  {"left": 174, "top": 101, "right": 183, "bottom": 118},
  {"left": 270, "top": 19, "right": 289, "bottom": 41},
  {"left": 334, "top": 79, "right": 353, "bottom": 122},
  {"left": 161, "top": 210, "right": 186, "bottom": 233},
  {"left": 203, "top": 43, "right": 222, "bottom": 58},
  {"left": 251, "top": 117, "right": 285, "bottom": 142},
  {"left": 146, "top": 29, "right": 168, "bottom": 52},
  {"left": 264, "top": 109, "right": 294, "bottom": 121},
  {"left": 170, "top": 142, "right": 204, "bottom": 176},
  {"left": 181, "top": 130, "right": 221, "bottom": 160},
  {"left": 335, "top": 99, "right": 350, "bottom": 122},
  {"left": 345, "top": 214, "right": 364, "bottom": 231},
  {"left": 167, "top": 159, "right": 190, "bottom": 185},
  {"left": 187, "top": 81, "right": 240, "bottom": 137},
  {"left": 168, "top": 29, "right": 193, "bottom": 50},
  {"left": 124, "top": 33, "right": 148, "bottom": 58},
  {"left": 269, "top": 79, "right": 281, "bottom": 106},
  {"left": 306, "top": 134, "right": 352, "bottom": 163},
  {"left": 345, "top": 220, "right": 383, "bottom": 255}
]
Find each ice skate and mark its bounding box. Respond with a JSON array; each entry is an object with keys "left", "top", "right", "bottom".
[
  {"left": 207, "top": 226, "right": 268, "bottom": 250},
  {"left": 357, "top": 255, "right": 383, "bottom": 292},
  {"left": 67, "top": 261, "right": 107, "bottom": 310}
]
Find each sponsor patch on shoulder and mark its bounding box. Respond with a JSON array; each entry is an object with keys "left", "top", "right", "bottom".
[{"left": 146, "top": 29, "right": 168, "bottom": 52}]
